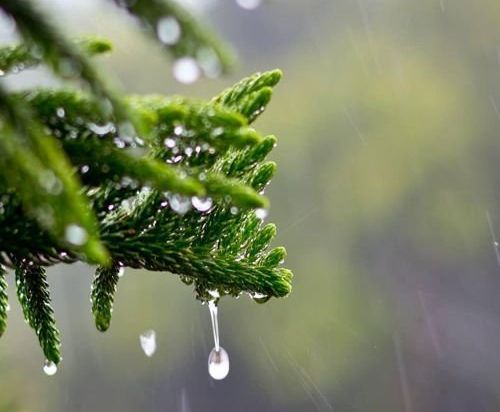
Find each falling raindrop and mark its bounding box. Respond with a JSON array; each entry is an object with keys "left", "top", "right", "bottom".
[
  {"left": 207, "top": 301, "right": 229, "bottom": 380},
  {"left": 192, "top": 196, "right": 213, "bottom": 212},
  {"left": 157, "top": 16, "right": 181, "bottom": 45},
  {"left": 172, "top": 57, "right": 201, "bottom": 84},
  {"left": 139, "top": 329, "right": 157, "bottom": 357},
  {"left": 43, "top": 360, "right": 57, "bottom": 376},
  {"left": 208, "top": 346, "right": 230, "bottom": 380},
  {"left": 236, "top": 0, "right": 262, "bottom": 10},
  {"left": 65, "top": 224, "right": 88, "bottom": 246}
]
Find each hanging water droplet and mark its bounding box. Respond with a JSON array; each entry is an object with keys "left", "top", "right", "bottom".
[
  {"left": 192, "top": 196, "right": 213, "bottom": 212},
  {"left": 255, "top": 208, "right": 268, "bottom": 220},
  {"left": 139, "top": 329, "right": 157, "bottom": 357},
  {"left": 43, "top": 359, "right": 57, "bottom": 376},
  {"left": 167, "top": 193, "right": 191, "bottom": 215},
  {"left": 65, "top": 224, "right": 88, "bottom": 246},
  {"left": 236, "top": 0, "right": 262, "bottom": 10},
  {"left": 207, "top": 301, "right": 230, "bottom": 380},
  {"left": 117, "top": 266, "right": 125, "bottom": 278},
  {"left": 89, "top": 122, "right": 115, "bottom": 135},
  {"left": 208, "top": 301, "right": 219, "bottom": 351},
  {"left": 157, "top": 16, "right": 181, "bottom": 45},
  {"left": 208, "top": 289, "right": 220, "bottom": 299},
  {"left": 208, "top": 347, "right": 230, "bottom": 380},
  {"left": 174, "top": 125, "right": 185, "bottom": 136},
  {"left": 172, "top": 57, "right": 201, "bottom": 84},
  {"left": 230, "top": 206, "right": 239, "bottom": 215},
  {"left": 250, "top": 292, "right": 270, "bottom": 304},
  {"left": 180, "top": 275, "right": 193, "bottom": 285},
  {"left": 164, "top": 137, "right": 176, "bottom": 148}
]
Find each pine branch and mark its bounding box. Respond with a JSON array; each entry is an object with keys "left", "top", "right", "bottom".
[
  {"left": 0, "top": 0, "right": 292, "bottom": 366},
  {"left": 15, "top": 261, "right": 61, "bottom": 364}
]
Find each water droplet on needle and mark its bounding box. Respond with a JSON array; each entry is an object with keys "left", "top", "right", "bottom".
[
  {"left": 157, "top": 16, "right": 181, "bottom": 45},
  {"left": 192, "top": 196, "right": 213, "bottom": 212},
  {"left": 207, "top": 301, "right": 229, "bottom": 380},
  {"left": 65, "top": 224, "right": 88, "bottom": 246},
  {"left": 43, "top": 359, "right": 57, "bottom": 376}
]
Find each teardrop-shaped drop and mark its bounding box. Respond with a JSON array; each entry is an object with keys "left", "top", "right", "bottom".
[
  {"left": 139, "top": 329, "right": 157, "bottom": 357},
  {"left": 43, "top": 359, "right": 57, "bottom": 376},
  {"left": 208, "top": 347, "right": 230, "bottom": 380}
]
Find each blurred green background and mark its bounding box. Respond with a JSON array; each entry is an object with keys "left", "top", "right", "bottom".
[{"left": 3, "top": 0, "right": 500, "bottom": 410}]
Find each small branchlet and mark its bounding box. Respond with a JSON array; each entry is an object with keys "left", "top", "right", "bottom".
[
  {"left": 91, "top": 263, "right": 121, "bottom": 332},
  {"left": 15, "top": 261, "right": 61, "bottom": 364}
]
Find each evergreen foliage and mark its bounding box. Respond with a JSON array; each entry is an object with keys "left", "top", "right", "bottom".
[{"left": 0, "top": 0, "right": 292, "bottom": 364}]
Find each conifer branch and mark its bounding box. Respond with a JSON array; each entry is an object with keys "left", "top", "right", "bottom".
[
  {"left": 15, "top": 261, "right": 61, "bottom": 364},
  {"left": 0, "top": 0, "right": 292, "bottom": 366}
]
